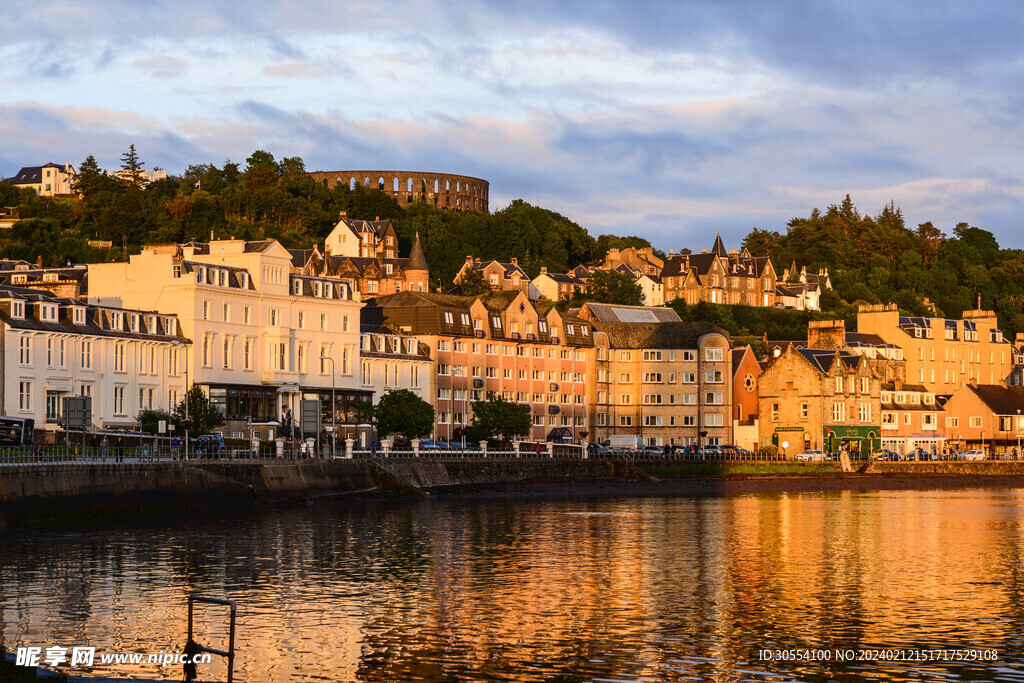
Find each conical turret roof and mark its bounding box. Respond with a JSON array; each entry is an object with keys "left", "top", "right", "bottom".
[{"left": 406, "top": 232, "right": 429, "bottom": 271}]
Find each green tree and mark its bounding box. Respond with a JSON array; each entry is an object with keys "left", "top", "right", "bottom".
[
  {"left": 136, "top": 408, "right": 174, "bottom": 434},
  {"left": 119, "top": 144, "right": 146, "bottom": 191},
  {"left": 373, "top": 389, "right": 435, "bottom": 440},
  {"left": 586, "top": 269, "right": 644, "bottom": 305},
  {"left": 455, "top": 265, "right": 490, "bottom": 295},
  {"left": 74, "top": 154, "right": 107, "bottom": 199},
  {"left": 171, "top": 384, "right": 225, "bottom": 435},
  {"left": 469, "top": 393, "right": 531, "bottom": 442}
]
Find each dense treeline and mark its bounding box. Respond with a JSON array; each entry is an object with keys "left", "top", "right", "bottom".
[
  {"left": 743, "top": 195, "right": 1024, "bottom": 339},
  {"left": 0, "top": 150, "right": 654, "bottom": 288},
  {"left": 2, "top": 151, "right": 1020, "bottom": 338}
]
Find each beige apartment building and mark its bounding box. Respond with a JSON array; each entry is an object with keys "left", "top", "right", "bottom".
[
  {"left": 87, "top": 239, "right": 369, "bottom": 440},
  {"left": 857, "top": 303, "right": 1013, "bottom": 393},
  {"left": 359, "top": 324, "right": 434, "bottom": 409},
  {"left": 589, "top": 322, "right": 732, "bottom": 448},
  {"left": 0, "top": 285, "right": 188, "bottom": 431}
]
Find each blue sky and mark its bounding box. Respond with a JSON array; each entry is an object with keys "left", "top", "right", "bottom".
[{"left": 3, "top": 1, "right": 1024, "bottom": 251}]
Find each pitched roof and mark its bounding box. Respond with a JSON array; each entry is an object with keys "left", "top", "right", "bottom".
[
  {"left": 968, "top": 385, "right": 1024, "bottom": 415},
  {"left": 580, "top": 302, "right": 681, "bottom": 323},
  {"left": 5, "top": 163, "right": 68, "bottom": 185},
  {"left": 370, "top": 290, "right": 476, "bottom": 310},
  {"left": 595, "top": 321, "right": 728, "bottom": 349}
]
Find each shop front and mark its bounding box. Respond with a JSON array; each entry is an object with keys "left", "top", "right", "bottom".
[{"left": 823, "top": 424, "right": 880, "bottom": 456}]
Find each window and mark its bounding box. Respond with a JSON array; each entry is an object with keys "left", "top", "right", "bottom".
[
  {"left": 833, "top": 402, "right": 846, "bottom": 422},
  {"left": 19, "top": 336, "right": 31, "bottom": 365},
  {"left": 224, "top": 337, "right": 233, "bottom": 369},
  {"left": 834, "top": 377, "right": 843, "bottom": 393},
  {"left": 861, "top": 377, "right": 870, "bottom": 394},
  {"left": 620, "top": 394, "right": 632, "bottom": 405},
  {"left": 113, "top": 386, "right": 125, "bottom": 416},
  {"left": 269, "top": 309, "right": 280, "bottom": 326},
  {"left": 947, "top": 417, "right": 959, "bottom": 428},
  {"left": 619, "top": 373, "right": 632, "bottom": 383},
  {"left": 202, "top": 301, "right": 210, "bottom": 320},
  {"left": 704, "top": 370, "right": 723, "bottom": 383},
  {"left": 683, "top": 351, "right": 696, "bottom": 362},
  {"left": 298, "top": 312, "right": 305, "bottom": 329},
  {"left": 705, "top": 413, "right": 724, "bottom": 427},
  {"left": 705, "top": 348, "right": 723, "bottom": 362},
  {"left": 682, "top": 415, "right": 697, "bottom": 426},
  {"left": 644, "top": 372, "right": 662, "bottom": 383},
  {"left": 619, "top": 416, "right": 632, "bottom": 426},
  {"left": 244, "top": 306, "right": 252, "bottom": 325},
  {"left": 683, "top": 372, "right": 696, "bottom": 384},
  {"left": 19, "top": 381, "right": 31, "bottom": 412},
  {"left": 704, "top": 392, "right": 723, "bottom": 405},
  {"left": 81, "top": 341, "right": 92, "bottom": 370},
  {"left": 619, "top": 351, "right": 632, "bottom": 362},
  {"left": 683, "top": 393, "right": 697, "bottom": 405},
  {"left": 202, "top": 335, "right": 212, "bottom": 367},
  {"left": 12, "top": 301, "right": 24, "bottom": 318},
  {"left": 800, "top": 403, "right": 808, "bottom": 419},
  {"left": 114, "top": 343, "right": 125, "bottom": 372},
  {"left": 859, "top": 403, "right": 871, "bottom": 422},
  {"left": 643, "top": 394, "right": 662, "bottom": 404},
  {"left": 244, "top": 338, "right": 253, "bottom": 371}
]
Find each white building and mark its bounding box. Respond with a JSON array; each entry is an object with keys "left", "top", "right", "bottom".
[
  {"left": 87, "top": 239, "right": 370, "bottom": 439},
  {"left": 0, "top": 286, "right": 187, "bottom": 431},
  {"left": 359, "top": 324, "right": 435, "bottom": 409}
]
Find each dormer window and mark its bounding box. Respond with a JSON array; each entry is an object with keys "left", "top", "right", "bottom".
[
  {"left": 39, "top": 303, "right": 58, "bottom": 322},
  {"left": 539, "top": 321, "right": 547, "bottom": 332},
  {"left": 42, "top": 273, "right": 58, "bottom": 282},
  {"left": 111, "top": 311, "right": 123, "bottom": 329},
  {"left": 11, "top": 301, "right": 24, "bottom": 319},
  {"left": 197, "top": 267, "right": 206, "bottom": 284},
  {"left": 148, "top": 315, "right": 157, "bottom": 331},
  {"left": 293, "top": 279, "right": 302, "bottom": 295},
  {"left": 491, "top": 315, "right": 501, "bottom": 328},
  {"left": 130, "top": 314, "right": 139, "bottom": 332},
  {"left": 15, "top": 264, "right": 28, "bottom": 271},
  {"left": 166, "top": 318, "right": 177, "bottom": 335},
  {"left": 172, "top": 264, "right": 181, "bottom": 279},
  {"left": 385, "top": 263, "right": 393, "bottom": 275},
  {"left": 566, "top": 323, "right": 576, "bottom": 335},
  {"left": 219, "top": 270, "right": 227, "bottom": 287},
  {"left": 326, "top": 284, "right": 333, "bottom": 299},
  {"left": 240, "top": 273, "right": 249, "bottom": 288},
  {"left": 314, "top": 281, "right": 323, "bottom": 297},
  {"left": 74, "top": 307, "right": 85, "bottom": 325},
  {"left": 12, "top": 275, "right": 26, "bottom": 284}
]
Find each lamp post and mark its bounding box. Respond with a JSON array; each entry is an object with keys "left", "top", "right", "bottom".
[
  {"left": 320, "top": 356, "right": 336, "bottom": 458},
  {"left": 1017, "top": 409, "right": 1021, "bottom": 460}
]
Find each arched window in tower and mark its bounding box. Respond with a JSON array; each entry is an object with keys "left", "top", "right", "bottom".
[
  {"left": 350, "top": 177, "right": 356, "bottom": 190},
  {"left": 378, "top": 177, "right": 385, "bottom": 190},
  {"left": 393, "top": 177, "right": 399, "bottom": 192}
]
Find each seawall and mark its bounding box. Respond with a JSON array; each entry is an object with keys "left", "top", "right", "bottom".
[{"left": 0, "top": 458, "right": 633, "bottom": 516}]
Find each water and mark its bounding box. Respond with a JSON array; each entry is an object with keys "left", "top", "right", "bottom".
[{"left": 3, "top": 488, "right": 1024, "bottom": 681}]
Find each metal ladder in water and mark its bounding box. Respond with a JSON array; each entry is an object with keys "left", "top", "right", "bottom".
[{"left": 186, "top": 595, "right": 236, "bottom": 683}]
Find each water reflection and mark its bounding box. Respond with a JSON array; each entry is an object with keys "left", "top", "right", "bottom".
[{"left": 2, "top": 490, "right": 1024, "bottom": 681}]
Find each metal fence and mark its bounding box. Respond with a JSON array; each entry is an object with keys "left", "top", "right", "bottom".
[{"left": 3, "top": 443, "right": 1011, "bottom": 468}]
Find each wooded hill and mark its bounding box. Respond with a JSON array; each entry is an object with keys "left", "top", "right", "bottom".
[{"left": 2, "top": 150, "right": 1022, "bottom": 339}]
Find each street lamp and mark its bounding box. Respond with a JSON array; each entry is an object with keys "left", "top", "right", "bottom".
[
  {"left": 320, "top": 356, "right": 336, "bottom": 457},
  {"left": 1017, "top": 408, "right": 1021, "bottom": 460}
]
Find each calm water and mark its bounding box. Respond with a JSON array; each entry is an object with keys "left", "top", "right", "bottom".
[{"left": 3, "top": 488, "right": 1024, "bottom": 682}]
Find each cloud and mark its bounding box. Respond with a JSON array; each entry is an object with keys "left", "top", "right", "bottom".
[
  {"left": 132, "top": 56, "right": 187, "bottom": 78},
  {"left": 262, "top": 63, "right": 325, "bottom": 78}
]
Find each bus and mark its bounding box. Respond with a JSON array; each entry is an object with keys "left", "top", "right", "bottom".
[{"left": 0, "top": 417, "right": 34, "bottom": 446}]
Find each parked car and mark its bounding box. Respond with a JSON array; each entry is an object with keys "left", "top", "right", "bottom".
[
  {"left": 418, "top": 439, "right": 440, "bottom": 450},
  {"left": 874, "top": 449, "right": 900, "bottom": 461},
  {"left": 961, "top": 449, "right": 986, "bottom": 461},
  {"left": 698, "top": 445, "right": 726, "bottom": 457},
  {"left": 794, "top": 449, "right": 827, "bottom": 462},
  {"left": 642, "top": 445, "right": 664, "bottom": 456}
]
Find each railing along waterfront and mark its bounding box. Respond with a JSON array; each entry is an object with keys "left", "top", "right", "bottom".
[{"left": 2, "top": 443, "right": 1019, "bottom": 467}]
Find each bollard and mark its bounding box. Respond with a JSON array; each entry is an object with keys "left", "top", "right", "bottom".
[
  {"left": 344, "top": 438, "right": 354, "bottom": 459},
  {"left": 513, "top": 442, "right": 520, "bottom": 459},
  {"left": 480, "top": 440, "right": 488, "bottom": 457},
  {"left": 547, "top": 442, "right": 554, "bottom": 458}
]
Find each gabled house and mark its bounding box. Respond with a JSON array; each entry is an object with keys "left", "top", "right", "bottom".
[
  {"left": 942, "top": 384, "right": 1024, "bottom": 456},
  {"left": 661, "top": 234, "right": 777, "bottom": 307},
  {"left": 732, "top": 346, "right": 761, "bottom": 451},
  {"left": 531, "top": 267, "right": 588, "bottom": 302},
  {"left": 3, "top": 162, "right": 77, "bottom": 196},
  {"left": 454, "top": 256, "right": 530, "bottom": 296}
]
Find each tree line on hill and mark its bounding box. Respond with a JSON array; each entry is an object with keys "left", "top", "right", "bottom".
[{"left": 2, "top": 149, "right": 1022, "bottom": 339}]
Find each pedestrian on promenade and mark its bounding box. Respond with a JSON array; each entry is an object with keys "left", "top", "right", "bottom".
[
  {"left": 101, "top": 436, "right": 109, "bottom": 463},
  {"left": 116, "top": 437, "right": 123, "bottom": 463}
]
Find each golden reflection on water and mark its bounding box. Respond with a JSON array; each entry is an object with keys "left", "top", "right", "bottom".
[{"left": 2, "top": 489, "right": 1024, "bottom": 681}]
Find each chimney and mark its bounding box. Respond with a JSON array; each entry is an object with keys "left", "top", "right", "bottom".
[
  {"left": 339, "top": 210, "right": 347, "bottom": 219},
  {"left": 801, "top": 265, "right": 807, "bottom": 275},
  {"left": 684, "top": 254, "right": 690, "bottom": 269},
  {"left": 701, "top": 248, "right": 707, "bottom": 254},
  {"left": 669, "top": 249, "right": 674, "bottom": 257},
  {"left": 511, "top": 257, "right": 518, "bottom": 266},
  {"left": 466, "top": 255, "right": 473, "bottom": 264},
  {"left": 783, "top": 268, "right": 790, "bottom": 281},
  {"left": 540, "top": 266, "right": 547, "bottom": 274},
  {"left": 375, "top": 216, "right": 379, "bottom": 221}
]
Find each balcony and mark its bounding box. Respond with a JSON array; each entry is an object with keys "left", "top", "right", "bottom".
[{"left": 260, "top": 368, "right": 299, "bottom": 385}]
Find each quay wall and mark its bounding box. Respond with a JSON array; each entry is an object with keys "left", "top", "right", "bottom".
[{"left": 0, "top": 458, "right": 625, "bottom": 514}]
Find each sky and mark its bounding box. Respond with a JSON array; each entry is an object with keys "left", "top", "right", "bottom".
[{"left": 3, "top": 1, "right": 1024, "bottom": 252}]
